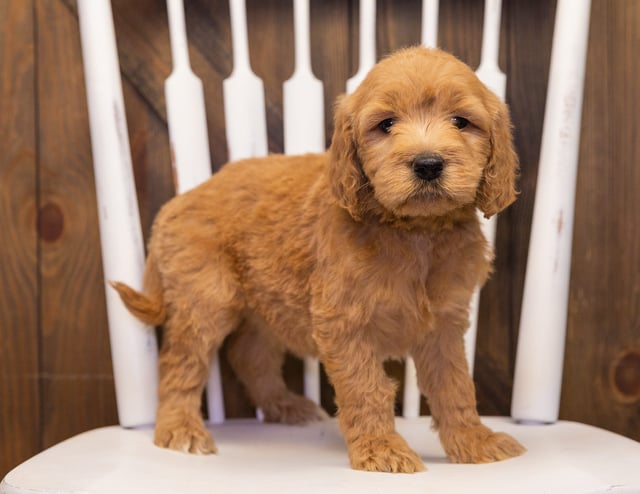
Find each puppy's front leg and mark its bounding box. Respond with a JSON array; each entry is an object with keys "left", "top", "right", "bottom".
[
  {"left": 412, "top": 317, "right": 525, "bottom": 463},
  {"left": 314, "top": 321, "right": 425, "bottom": 473}
]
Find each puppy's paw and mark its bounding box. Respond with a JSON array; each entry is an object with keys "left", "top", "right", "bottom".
[
  {"left": 348, "top": 433, "right": 425, "bottom": 473},
  {"left": 262, "top": 393, "right": 329, "bottom": 425},
  {"left": 442, "top": 425, "right": 525, "bottom": 464},
  {"left": 154, "top": 415, "right": 217, "bottom": 455}
]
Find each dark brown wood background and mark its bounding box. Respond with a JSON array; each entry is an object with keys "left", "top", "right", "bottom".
[{"left": 1, "top": 0, "right": 639, "bottom": 477}]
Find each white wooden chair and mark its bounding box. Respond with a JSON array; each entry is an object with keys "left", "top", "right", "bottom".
[{"left": 3, "top": 0, "right": 640, "bottom": 493}]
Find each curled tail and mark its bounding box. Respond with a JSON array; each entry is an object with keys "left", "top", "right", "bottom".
[{"left": 110, "top": 252, "right": 167, "bottom": 326}]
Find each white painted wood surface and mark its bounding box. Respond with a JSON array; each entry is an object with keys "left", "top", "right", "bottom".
[
  {"left": 223, "top": 0, "right": 268, "bottom": 161},
  {"left": 346, "top": 0, "right": 376, "bottom": 95},
  {"left": 283, "top": 0, "right": 325, "bottom": 156},
  {"left": 165, "top": 0, "right": 212, "bottom": 194},
  {"left": 77, "top": 0, "right": 158, "bottom": 428},
  {"left": 511, "top": 0, "right": 592, "bottom": 424},
  {"left": 283, "top": 0, "right": 326, "bottom": 405},
  {"left": 4, "top": 418, "right": 640, "bottom": 494},
  {"left": 421, "top": 0, "right": 439, "bottom": 48}
]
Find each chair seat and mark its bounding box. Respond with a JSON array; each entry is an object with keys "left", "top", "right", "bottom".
[{"left": 2, "top": 417, "right": 639, "bottom": 494}]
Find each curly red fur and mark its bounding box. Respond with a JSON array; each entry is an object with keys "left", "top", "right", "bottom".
[{"left": 114, "top": 46, "right": 524, "bottom": 472}]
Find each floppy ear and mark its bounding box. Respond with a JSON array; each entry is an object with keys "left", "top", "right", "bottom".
[
  {"left": 328, "top": 94, "right": 368, "bottom": 220},
  {"left": 476, "top": 94, "right": 520, "bottom": 218}
]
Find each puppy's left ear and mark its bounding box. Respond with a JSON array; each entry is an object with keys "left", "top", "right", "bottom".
[{"left": 476, "top": 93, "right": 519, "bottom": 218}]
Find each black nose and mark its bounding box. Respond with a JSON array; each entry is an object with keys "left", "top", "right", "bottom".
[{"left": 412, "top": 154, "right": 444, "bottom": 181}]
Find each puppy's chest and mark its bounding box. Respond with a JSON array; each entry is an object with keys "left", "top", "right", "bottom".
[
  {"left": 332, "top": 230, "right": 479, "bottom": 338},
  {"left": 333, "top": 234, "right": 436, "bottom": 319},
  {"left": 365, "top": 248, "right": 433, "bottom": 322}
]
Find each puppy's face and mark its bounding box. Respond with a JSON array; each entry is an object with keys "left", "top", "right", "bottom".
[{"left": 330, "top": 47, "right": 518, "bottom": 221}]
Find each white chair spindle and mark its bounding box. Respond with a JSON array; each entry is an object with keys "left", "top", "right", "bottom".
[
  {"left": 421, "top": 0, "right": 439, "bottom": 49},
  {"left": 77, "top": 0, "right": 158, "bottom": 427},
  {"left": 346, "top": 0, "right": 376, "bottom": 95},
  {"left": 164, "top": 0, "right": 225, "bottom": 425},
  {"left": 283, "top": 0, "right": 325, "bottom": 156},
  {"left": 402, "top": 357, "right": 421, "bottom": 419},
  {"left": 512, "top": 0, "right": 592, "bottom": 424},
  {"left": 165, "top": 0, "right": 212, "bottom": 194},
  {"left": 283, "top": 0, "right": 325, "bottom": 405},
  {"left": 224, "top": 0, "right": 268, "bottom": 161}
]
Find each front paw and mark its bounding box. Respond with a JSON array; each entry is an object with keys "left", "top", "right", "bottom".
[
  {"left": 154, "top": 414, "right": 217, "bottom": 455},
  {"left": 442, "top": 424, "right": 525, "bottom": 463},
  {"left": 348, "top": 433, "right": 425, "bottom": 473}
]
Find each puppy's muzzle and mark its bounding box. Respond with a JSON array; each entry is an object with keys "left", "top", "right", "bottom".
[{"left": 412, "top": 154, "right": 444, "bottom": 182}]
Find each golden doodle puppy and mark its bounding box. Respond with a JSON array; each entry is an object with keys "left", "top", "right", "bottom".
[{"left": 113, "top": 46, "right": 525, "bottom": 473}]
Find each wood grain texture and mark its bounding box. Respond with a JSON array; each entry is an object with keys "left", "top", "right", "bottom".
[
  {"left": 563, "top": 0, "right": 640, "bottom": 438},
  {"left": 308, "top": 0, "right": 355, "bottom": 147},
  {"left": 245, "top": 0, "right": 294, "bottom": 154},
  {"left": 0, "top": 0, "right": 40, "bottom": 476},
  {"left": 122, "top": 76, "right": 175, "bottom": 238},
  {"left": 35, "top": 0, "right": 117, "bottom": 448},
  {"left": 1, "top": 0, "right": 639, "bottom": 476}
]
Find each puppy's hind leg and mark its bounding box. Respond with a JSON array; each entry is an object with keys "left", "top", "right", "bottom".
[
  {"left": 154, "top": 273, "right": 243, "bottom": 455},
  {"left": 226, "top": 317, "right": 328, "bottom": 424}
]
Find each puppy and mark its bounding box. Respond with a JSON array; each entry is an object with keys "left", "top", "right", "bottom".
[{"left": 113, "top": 46, "right": 525, "bottom": 473}]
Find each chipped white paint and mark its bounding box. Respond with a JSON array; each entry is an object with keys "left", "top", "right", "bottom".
[
  {"left": 77, "top": 0, "right": 158, "bottom": 427},
  {"left": 512, "top": 0, "right": 592, "bottom": 424}
]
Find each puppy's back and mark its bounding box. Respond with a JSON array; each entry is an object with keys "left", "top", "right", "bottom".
[{"left": 148, "top": 152, "right": 330, "bottom": 283}]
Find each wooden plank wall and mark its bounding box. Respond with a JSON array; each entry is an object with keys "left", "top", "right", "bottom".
[
  {"left": 1, "top": 0, "right": 40, "bottom": 476},
  {"left": 1, "top": 0, "right": 639, "bottom": 477}
]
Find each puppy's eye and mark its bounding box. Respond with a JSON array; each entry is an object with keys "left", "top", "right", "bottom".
[
  {"left": 451, "top": 116, "right": 469, "bottom": 129},
  {"left": 378, "top": 118, "right": 395, "bottom": 134}
]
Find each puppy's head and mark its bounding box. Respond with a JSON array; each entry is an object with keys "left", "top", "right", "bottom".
[{"left": 329, "top": 47, "right": 518, "bottom": 221}]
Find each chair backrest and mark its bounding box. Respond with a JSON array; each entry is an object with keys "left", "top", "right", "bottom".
[{"left": 76, "top": 0, "right": 591, "bottom": 429}]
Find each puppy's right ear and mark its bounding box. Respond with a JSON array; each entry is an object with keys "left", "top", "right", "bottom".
[{"left": 328, "top": 94, "right": 367, "bottom": 220}]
